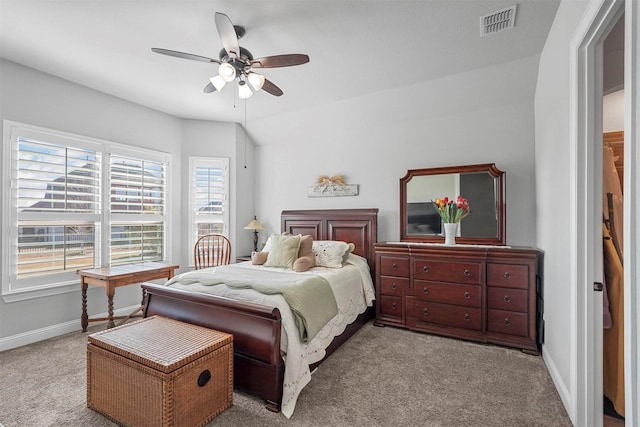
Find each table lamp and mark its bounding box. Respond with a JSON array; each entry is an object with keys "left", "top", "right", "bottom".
[{"left": 244, "top": 216, "right": 265, "bottom": 252}]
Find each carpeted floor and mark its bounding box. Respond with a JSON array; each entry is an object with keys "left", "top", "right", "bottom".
[{"left": 0, "top": 321, "right": 572, "bottom": 426}]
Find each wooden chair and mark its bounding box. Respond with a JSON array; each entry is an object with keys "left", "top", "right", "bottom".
[{"left": 194, "top": 234, "right": 232, "bottom": 269}]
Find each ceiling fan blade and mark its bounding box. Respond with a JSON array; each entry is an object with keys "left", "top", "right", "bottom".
[
  {"left": 203, "top": 82, "right": 215, "bottom": 93},
  {"left": 250, "top": 54, "right": 309, "bottom": 68},
  {"left": 152, "top": 48, "right": 220, "bottom": 64},
  {"left": 262, "top": 78, "right": 284, "bottom": 97},
  {"left": 215, "top": 12, "right": 240, "bottom": 58}
]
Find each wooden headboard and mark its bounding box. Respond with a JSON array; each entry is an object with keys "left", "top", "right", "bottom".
[{"left": 281, "top": 208, "right": 378, "bottom": 271}]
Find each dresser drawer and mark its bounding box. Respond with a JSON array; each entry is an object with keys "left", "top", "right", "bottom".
[
  {"left": 487, "top": 263, "right": 529, "bottom": 289},
  {"left": 379, "top": 295, "right": 403, "bottom": 317},
  {"left": 487, "top": 310, "right": 528, "bottom": 337},
  {"left": 413, "top": 259, "right": 482, "bottom": 285},
  {"left": 487, "top": 287, "right": 528, "bottom": 312},
  {"left": 407, "top": 299, "right": 482, "bottom": 330},
  {"left": 379, "top": 276, "right": 408, "bottom": 297},
  {"left": 379, "top": 256, "right": 410, "bottom": 277},
  {"left": 412, "top": 280, "right": 481, "bottom": 308}
]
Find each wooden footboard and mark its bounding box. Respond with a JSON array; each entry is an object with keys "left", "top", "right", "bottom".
[
  {"left": 141, "top": 283, "right": 285, "bottom": 411},
  {"left": 140, "top": 208, "right": 378, "bottom": 414}
]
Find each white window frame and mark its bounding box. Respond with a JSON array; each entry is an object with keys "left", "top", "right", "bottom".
[
  {"left": 108, "top": 151, "right": 167, "bottom": 266},
  {"left": 1, "top": 120, "right": 172, "bottom": 302},
  {"left": 188, "top": 157, "right": 229, "bottom": 267}
]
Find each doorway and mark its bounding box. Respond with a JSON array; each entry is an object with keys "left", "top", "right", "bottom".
[
  {"left": 573, "top": 0, "right": 639, "bottom": 425},
  {"left": 602, "top": 14, "right": 625, "bottom": 426}
]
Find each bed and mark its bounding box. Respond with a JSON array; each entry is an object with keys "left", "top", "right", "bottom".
[{"left": 141, "top": 208, "right": 378, "bottom": 417}]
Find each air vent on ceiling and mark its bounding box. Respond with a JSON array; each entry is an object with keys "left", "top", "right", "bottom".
[{"left": 480, "top": 5, "right": 517, "bottom": 37}]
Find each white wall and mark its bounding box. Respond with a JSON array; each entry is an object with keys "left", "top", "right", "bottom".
[
  {"left": 534, "top": 0, "right": 592, "bottom": 422},
  {"left": 604, "top": 89, "right": 624, "bottom": 132},
  {"left": 0, "top": 59, "right": 180, "bottom": 341},
  {"left": 0, "top": 60, "right": 252, "bottom": 346},
  {"left": 179, "top": 120, "right": 256, "bottom": 265},
  {"left": 251, "top": 55, "right": 541, "bottom": 247}
]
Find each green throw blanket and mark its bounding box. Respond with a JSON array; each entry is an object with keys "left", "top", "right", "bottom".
[{"left": 164, "top": 266, "right": 338, "bottom": 343}]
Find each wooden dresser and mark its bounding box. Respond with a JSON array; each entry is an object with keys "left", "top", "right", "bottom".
[{"left": 374, "top": 243, "right": 543, "bottom": 354}]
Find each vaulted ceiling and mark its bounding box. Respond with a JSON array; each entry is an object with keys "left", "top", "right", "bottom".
[{"left": 0, "top": 1, "right": 560, "bottom": 123}]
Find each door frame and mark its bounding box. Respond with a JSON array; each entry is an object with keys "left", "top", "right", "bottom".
[
  {"left": 623, "top": 0, "right": 640, "bottom": 424},
  {"left": 571, "top": 0, "right": 639, "bottom": 425}
]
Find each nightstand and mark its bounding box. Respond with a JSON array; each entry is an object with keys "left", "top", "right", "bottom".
[{"left": 236, "top": 255, "right": 252, "bottom": 263}]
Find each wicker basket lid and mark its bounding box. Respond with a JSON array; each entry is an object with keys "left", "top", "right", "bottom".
[{"left": 88, "top": 316, "right": 233, "bottom": 373}]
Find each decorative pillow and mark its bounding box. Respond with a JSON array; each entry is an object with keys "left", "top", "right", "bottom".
[
  {"left": 342, "top": 242, "right": 356, "bottom": 264},
  {"left": 293, "top": 234, "right": 315, "bottom": 272},
  {"left": 264, "top": 234, "right": 301, "bottom": 269},
  {"left": 252, "top": 251, "right": 269, "bottom": 265},
  {"left": 262, "top": 232, "right": 291, "bottom": 253},
  {"left": 262, "top": 234, "right": 276, "bottom": 253},
  {"left": 293, "top": 255, "right": 315, "bottom": 272},
  {"left": 312, "top": 240, "right": 351, "bottom": 268}
]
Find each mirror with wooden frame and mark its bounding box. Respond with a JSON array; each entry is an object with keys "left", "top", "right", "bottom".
[{"left": 400, "top": 163, "right": 505, "bottom": 245}]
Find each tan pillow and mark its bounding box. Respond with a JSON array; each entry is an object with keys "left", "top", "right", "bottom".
[
  {"left": 264, "top": 234, "right": 301, "bottom": 268},
  {"left": 252, "top": 251, "right": 269, "bottom": 265},
  {"left": 297, "top": 235, "right": 314, "bottom": 257},
  {"left": 293, "top": 235, "right": 315, "bottom": 272},
  {"left": 293, "top": 255, "right": 315, "bottom": 272}
]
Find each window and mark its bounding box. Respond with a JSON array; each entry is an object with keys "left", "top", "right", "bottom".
[
  {"left": 188, "top": 157, "right": 229, "bottom": 264},
  {"left": 109, "top": 155, "right": 165, "bottom": 265},
  {"left": 2, "top": 121, "right": 170, "bottom": 300}
]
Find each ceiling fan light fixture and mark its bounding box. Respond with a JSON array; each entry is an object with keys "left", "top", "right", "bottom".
[
  {"left": 218, "top": 62, "right": 236, "bottom": 82},
  {"left": 247, "top": 72, "right": 265, "bottom": 91},
  {"left": 238, "top": 81, "right": 253, "bottom": 99},
  {"left": 209, "top": 75, "right": 227, "bottom": 92}
]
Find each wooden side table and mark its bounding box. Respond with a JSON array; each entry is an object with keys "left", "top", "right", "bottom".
[
  {"left": 77, "top": 262, "right": 179, "bottom": 331},
  {"left": 236, "top": 255, "right": 252, "bottom": 263}
]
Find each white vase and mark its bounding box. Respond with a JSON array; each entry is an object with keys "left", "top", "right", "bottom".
[{"left": 444, "top": 223, "right": 458, "bottom": 245}]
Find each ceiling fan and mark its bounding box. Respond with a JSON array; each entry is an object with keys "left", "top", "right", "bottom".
[{"left": 152, "top": 12, "right": 309, "bottom": 98}]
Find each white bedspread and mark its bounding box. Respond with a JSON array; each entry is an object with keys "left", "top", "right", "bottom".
[{"left": 165, "top": 253, "right": 375, "bottom": 418}]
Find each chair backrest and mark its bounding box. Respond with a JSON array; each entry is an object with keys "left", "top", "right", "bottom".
[{"left": 194, "top": 234, "right": 232, "bottom": 269}]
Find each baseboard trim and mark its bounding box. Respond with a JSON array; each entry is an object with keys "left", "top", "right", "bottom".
[
  {"left": 543, "top": 345, "right": 574, "bottom": 424},
  {"left": 0, "top": 304, "right": 141, "bottom": 351}
]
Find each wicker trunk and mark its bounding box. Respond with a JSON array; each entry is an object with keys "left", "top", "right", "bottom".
[{"left": 87, "top": 316, "right": 233, "bottom": 427}]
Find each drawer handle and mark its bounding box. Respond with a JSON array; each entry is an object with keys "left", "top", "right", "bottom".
[
  {"left": 503, "top": 272, "right": 511, "bottom": 279},
  {"left": 391, "top": 302, "right": 397, "bottom": 310},
  {"left": 503, "top": 295, "right": 511, "bottom": 303},
  {"left": 464, "top": 291, "right": 470, "bottom": 299},
  {"left": 392, "top": 283, "right": 397, "bottom": 290},
  {"left": 464, "top": 313, "right": 470, "bottom": 321},
  {"left": 422, "top": 266, "right": 429, "bottom": 273},
  {"left": 392, "top": 263, "right": 398, "bottom": 271},
  {"left": 504, "top": 318, "right": 511, "bottom": 325},
  {"left": 423, "top": 308, "right": 429, "bottom": 316},
  {"left": 423, "top": 287, "right": 429, "bottom": 295},
  {"left": 463, "top": 269, "right": 471, "bottom": 277}
]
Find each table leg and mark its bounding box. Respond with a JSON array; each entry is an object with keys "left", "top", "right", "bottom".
[
  {"left": 81, "top": 280, "right": 89, "bottom": 332},
  {"left": 106, "top": 286, "right": 116, "bottom": 329}
]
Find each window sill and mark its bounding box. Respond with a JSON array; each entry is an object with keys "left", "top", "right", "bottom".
[{"left": 1, "top": 281, "right": 80, "bottom": 303}]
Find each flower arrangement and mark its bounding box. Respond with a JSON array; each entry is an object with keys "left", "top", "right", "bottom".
[{"left": 433, "top": 196, "right": 471, "bottom": 223}]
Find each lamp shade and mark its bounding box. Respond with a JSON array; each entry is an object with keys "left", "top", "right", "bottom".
[
  {"left": 244, "top": 217, "right": 265, "bottom": 231},
  {"left": 218, "top": 63, "right": 236, "bottom": 82},
  {"left": 209, "top": 75, "right": 227, "bottom": 92},
  {"left": 247, "top": 72, "right": 265, "bottom": 91},
  {"left": 238, "top": 81, "right": 253, "bottom": 99}
]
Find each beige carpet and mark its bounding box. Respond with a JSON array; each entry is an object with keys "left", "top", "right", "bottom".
[{"left": 0, "top": 321, "right": 571, "bottom": 426}]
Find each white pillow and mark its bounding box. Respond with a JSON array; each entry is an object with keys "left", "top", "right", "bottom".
[
  {"left": 312, "top": 240, "right": 351, "bottom": 268},
  {"left": 262, "top": 234, "right": 276, "bottom": 252}
]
